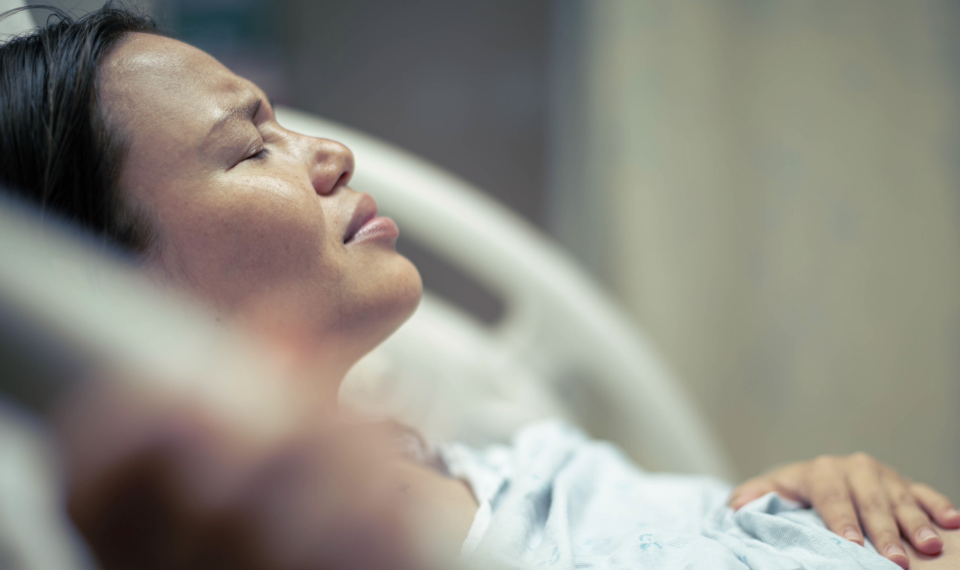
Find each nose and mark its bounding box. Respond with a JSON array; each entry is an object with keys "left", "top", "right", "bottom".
[{"left": 305, "top": 137, "right": 354, "bottom": 196}]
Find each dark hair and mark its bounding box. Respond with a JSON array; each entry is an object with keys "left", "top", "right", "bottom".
[{"left": 0, "top": 3, "right": 162, "bottom": 254}]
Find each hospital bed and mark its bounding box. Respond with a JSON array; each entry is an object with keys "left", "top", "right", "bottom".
[
  {"left": 0, "top": 4, "right": 732, "bottom": 568},
  {"left": 281, "top": 109, "right": 732, "bottom": 478}
]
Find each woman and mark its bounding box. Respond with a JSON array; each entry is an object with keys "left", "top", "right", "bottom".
[{"left": 0, "top": 5, "right": 957, "bottom": 570}]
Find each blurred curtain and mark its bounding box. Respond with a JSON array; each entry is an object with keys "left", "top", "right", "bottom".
[{"left": 549, "top": 0, "right": 960, "bottom": 499}]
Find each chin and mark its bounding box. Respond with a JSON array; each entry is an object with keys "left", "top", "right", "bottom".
[
  {"left": 373, "top": 254, "right": 423, "bottom": 345},
  {"left": 342, "top": 253, "right": 423, "bottom": 364}
]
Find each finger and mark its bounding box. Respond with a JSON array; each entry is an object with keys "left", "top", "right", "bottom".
[
  {"left": 911, "top": 482, "right": 960, "bottom": 530},
  {"left": 881, "top": 468, "right": 942, "bottom": 556},
  {"left": 805, "top": 456, "right": 863, "bottom": 545},
  {"left": 846, "top": 454, "right": 909, "bottom": 569}
]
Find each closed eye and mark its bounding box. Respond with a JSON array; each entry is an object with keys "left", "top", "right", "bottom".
[{"left": 245, "top": 147, "right": 270, "bottom": 161}]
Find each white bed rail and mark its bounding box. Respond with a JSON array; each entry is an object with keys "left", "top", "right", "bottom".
[{"left": 276, "top": 107, "right": 735, "bottom": 479}]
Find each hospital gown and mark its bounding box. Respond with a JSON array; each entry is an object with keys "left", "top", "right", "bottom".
[{"left": 439, "top": 420, "right": 899, "bottom": 570}]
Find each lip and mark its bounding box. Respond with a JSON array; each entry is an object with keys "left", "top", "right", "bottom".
[{"left": 344, "top": 194, "right": 399, "bottom": 244}]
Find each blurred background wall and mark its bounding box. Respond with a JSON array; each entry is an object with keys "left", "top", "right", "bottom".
[
  {"left": 30, "top": 0, "right": 960, "bottom": 501},
  {"left": 550, "top": 0, "right": 960, "bottom": 502}
]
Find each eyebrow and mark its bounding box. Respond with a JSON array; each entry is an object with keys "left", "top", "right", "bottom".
[{"left": 206, "top": 98, "right": 263, "bottom": 140}]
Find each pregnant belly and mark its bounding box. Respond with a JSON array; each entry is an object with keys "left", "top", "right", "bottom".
[{"left": 908, "top": 527, "right": 960, "bottom": 570}]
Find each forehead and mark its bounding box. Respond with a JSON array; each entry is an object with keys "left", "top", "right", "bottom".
[{"left": 99, "top": 33, "right": 255, "bottom": 153}]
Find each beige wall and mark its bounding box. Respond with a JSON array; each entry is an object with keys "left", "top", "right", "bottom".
[{"left": 550, "top": 0, "right": 960, "bottom": 500}]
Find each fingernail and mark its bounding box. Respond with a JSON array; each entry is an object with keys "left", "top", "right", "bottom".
[
  {"left": 918, "top": 527, "right": 938, "bottom": 543},
  {"left": 946, "top": 508, "right": 960, "bottom": 520},
  {"left": 842, "top": 528, "right": 860, "bottom": 542},
  {"left": 885, "top": 544, "right": 907, "bottom": 564}
]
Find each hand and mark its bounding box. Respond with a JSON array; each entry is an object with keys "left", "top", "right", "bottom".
[{"left": 729, "top": 454, "right": 960, "bottom": 570}]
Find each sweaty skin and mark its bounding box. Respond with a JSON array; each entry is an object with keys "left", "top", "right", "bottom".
[
  {"left": 96, "top": 32, "right": 476, "bottom": 557},
  {"left": 100, "top": 33, "right": 423, "bottom": 389}
]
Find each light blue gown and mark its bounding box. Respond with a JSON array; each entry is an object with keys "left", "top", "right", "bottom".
[{"left": 440, "top": 421, "right": 897, "bottom": 570}]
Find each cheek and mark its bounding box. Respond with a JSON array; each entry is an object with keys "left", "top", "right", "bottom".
[{"left": 156, "top": 185, "right": 342, "bottom": 314}]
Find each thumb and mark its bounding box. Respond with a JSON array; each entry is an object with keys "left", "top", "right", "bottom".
[
  {"left": 729, "top": 478, "right": 777, "bottom": 510},
  {"left": 731, "top": 464, "right": 811, "bottom": 511}
]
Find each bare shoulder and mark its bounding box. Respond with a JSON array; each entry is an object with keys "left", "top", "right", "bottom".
[
  {"left": 908, "top": 528, "right": 960, "bottom": 570},
  {"left": 388, "top": 460, "right": 478, "bottom": 561}
]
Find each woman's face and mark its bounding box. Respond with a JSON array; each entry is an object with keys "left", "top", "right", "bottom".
[{"left": 99, "top": 33, "right": 422, "bottom": 377}]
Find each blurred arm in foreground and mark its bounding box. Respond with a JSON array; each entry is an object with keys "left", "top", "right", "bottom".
[
  {"left": 53, "top": 370, "right": 422, "bottom": 570},
  {"left": 0, "top": 197, "right": 468, "bottom": 570}
]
